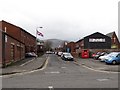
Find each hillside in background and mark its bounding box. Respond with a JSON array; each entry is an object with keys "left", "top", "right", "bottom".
[{"left": 44, "top": 39, "right": 68, "bottom": 49}]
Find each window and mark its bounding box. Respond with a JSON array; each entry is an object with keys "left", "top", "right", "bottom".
[
  {"left": 11, "top": 44, "right": 15, "bottom": 61},
  {"left": 89, "top": 38, "right": 105, "bottom": 42}
]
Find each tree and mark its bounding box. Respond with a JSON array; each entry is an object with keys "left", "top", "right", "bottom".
[{"left": 44, "top": 40, "right": 52, "bottom": 51}]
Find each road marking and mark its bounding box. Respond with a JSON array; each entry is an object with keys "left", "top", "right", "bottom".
[
  {"left": 61, "top": 67, "right": 66, "bottom": 68},
  {"left": 97, "top": 79, "right": 109, "bottom": 81},
  {"left": 2, "top": 57, "right": 49, "bottom": 78},
  {"left": 48, "top": 86, "right": 54, "bottom": 90},
  {"left": 74, "top": 61, "right": 119, "bottom": 74},
  {"left": 82, "top": 64, "right": 118, "bottom": 74},
  {"left": 40, "top": 57, "right": 49, "bottom": 70},
  {"left": 45, "top": 71, "right": 60, "bottom": 74},
  {"left": 20, "top": 58, "right": 35, "bottom": 66}
]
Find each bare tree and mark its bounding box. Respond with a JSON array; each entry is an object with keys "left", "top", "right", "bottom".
[{"left": 44, "top": 40, "right": 52, "bottom": 51}]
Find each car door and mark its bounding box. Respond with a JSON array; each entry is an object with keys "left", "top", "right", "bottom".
[{"left": 116, "top": 54, "right": 120, "bottom": 63}]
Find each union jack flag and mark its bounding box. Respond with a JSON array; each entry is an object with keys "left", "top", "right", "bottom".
[{"left": 37, "top": 30, "right": 44, "bottom": 37}]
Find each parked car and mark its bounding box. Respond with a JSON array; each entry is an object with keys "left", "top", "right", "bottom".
[
  {"left": 105, "top": 52, "right": 120, "bottom": 65},
  {"left": 25, "top": 52, "right": 37, "bottom": 57},
  {"left": 99, "top": 54, "right": 109, "bottom": 62},
  {"left": 99, "top": 52, "right": 114, "bottom": 62},
  {"left": 58, "top": 52, "right": 63, "bottom": 56},
  {"left": 61, "top": 53, "right": 74, "bottom": 61},
  {"left": 94, "top": 52, "right": 108, "bottom": 60},
  {"left": 93, "top": 52, "right": 100, "bottom": 59},
  {"left": 46, "top": 51, "right": 54, "bottom": 54},
  {"left": 89, "top": 52, "right": 96, "bottom": 58}
]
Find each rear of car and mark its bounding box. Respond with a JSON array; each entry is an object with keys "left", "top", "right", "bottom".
[
  {"left": 58, "top": 52, "right": 63, "bottom": 56},
  {"left": 25, "top": 52, "right": 37, "bottom": 57},
  {"left": 61, "top": 53, "right": 74, "bottom": 61}
]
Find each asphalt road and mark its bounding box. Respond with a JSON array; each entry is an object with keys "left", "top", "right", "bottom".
[{"left": 2, "top": 54, "right": 119, "bottom": 89}]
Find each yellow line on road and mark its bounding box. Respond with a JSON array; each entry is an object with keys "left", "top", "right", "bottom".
[
  {"left": 20, "top": 58, "right": 35, "bottom": 66},
  {"left": 2, "top": 57, "right": 49, "bottom": 78},
  {"left": 74, "top": 61, "right": 119, "bottom": 74}
]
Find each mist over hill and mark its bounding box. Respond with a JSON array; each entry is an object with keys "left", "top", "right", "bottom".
[{"left": 44, "top": 39, "right": 68, "bottom": 49}]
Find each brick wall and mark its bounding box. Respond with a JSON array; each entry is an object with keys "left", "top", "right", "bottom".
[
  {"left": 67, "top": 42, "right": 76, "bottom": 52},
  {"left": 0, "top": 20, "right": 36, "bottom": 66},
  {"left": 2, "top": 21, "right": 21, "bottom": 42},
  {"left": 24, "top": 33, "right": 36, "bottom": 52},
  {"left": 5, "top": 35, "right": 25, "bottom": 64}
]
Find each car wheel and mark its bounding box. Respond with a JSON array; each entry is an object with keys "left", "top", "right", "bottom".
[{"left": 112, "top": 60, "right": 116, "bottom": 65}]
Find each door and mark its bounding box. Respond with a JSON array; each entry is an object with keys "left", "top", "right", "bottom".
[{"left": 11, "top": 44, "right": 15, "bottom": 61}]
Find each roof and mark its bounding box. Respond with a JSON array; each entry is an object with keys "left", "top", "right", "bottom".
[
  {"left": 84, "top": 32, "right": 110, "bottom": 39},
  {"left": 76, "top": 38, "right": 84, "bottom": 43},
  {"left": 76, "top": 32, "right": 111, "bottom": 43},
  {"left": 1, "top": 20, "right": 36, "bottom": 38},
  {"left": 106, "top": 31, "right": 115, "bottom": 38},
  {"left": 106, "top": 31, "right": 120, "bottom": 42}
]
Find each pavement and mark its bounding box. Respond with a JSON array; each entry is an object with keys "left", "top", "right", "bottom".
[
  {"left": 74, "top": 58, "right": 120, "bottom": 73},
  {"left": 1, "top": 54, "right": 48, "bottom": 75}
]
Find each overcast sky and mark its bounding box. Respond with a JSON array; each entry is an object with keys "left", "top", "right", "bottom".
[{"left": 0, "top": 0, "right": 119, "bottom": 41}]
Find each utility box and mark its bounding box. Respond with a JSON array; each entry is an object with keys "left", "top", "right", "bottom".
[{"left": 81, "top": 49, "right": 89, "bottom": 58}]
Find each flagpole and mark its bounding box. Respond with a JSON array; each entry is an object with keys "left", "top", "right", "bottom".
[{"left": 36, "top": 27, "right": 43, "bottom": 57}]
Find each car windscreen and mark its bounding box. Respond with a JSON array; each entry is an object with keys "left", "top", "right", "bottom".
[
  {"left": 64, "top": 53, "right": 71, "bottom": 56},
  {"left": 108, "top": 53, "right": 119, "bottom": 57}
]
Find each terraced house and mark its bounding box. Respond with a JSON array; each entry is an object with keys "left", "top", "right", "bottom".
[{"left": 0, "top": 20, "right": 36, "bottom": 67}]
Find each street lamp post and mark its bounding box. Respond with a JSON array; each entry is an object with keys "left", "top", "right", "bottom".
[{"left": 36, "top": 27, "right": 43, "bottom": 56}]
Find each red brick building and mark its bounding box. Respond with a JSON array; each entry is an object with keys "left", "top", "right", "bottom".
[
  {"left": 0, "top": 20, "right": 36, "bottom": 67},
  {"left": 0, "top": 30, "right": 2, "bottom": 66},
  {"left": 106, "top": 31, "right": 120, "bottom": 49},
  {"left": 76, "top": 39, "right": 84, "bottom": 49},
  {"left": 66, "top": 42, "right": 76, "bottom": 52},
  {"left": 65, "top": 42, "right": 78, "bottom": 57}
]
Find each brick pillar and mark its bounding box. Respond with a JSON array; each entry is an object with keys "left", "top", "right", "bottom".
[{"left": 0, "top": 31, "right": 2, "bottom": 65}]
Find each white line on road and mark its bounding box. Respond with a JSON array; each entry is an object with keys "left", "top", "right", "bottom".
[
  {"left": 48, "top": 86, "right": 54, "bottom": 90},
  {"left": 61, "top": 67, "right": 66, "bottom": 68},
  {"left": 82, "top": 65, "right": 119, "bottom": 74},
  {"left": 74, "top": 61, "right": 119, "bottom": 74},
  {"left": 20, "top": 58, "right": 35, "bottom": 66},
  {"left": 97, "top": 79, "right": 109, "bottom": 81},
  {"left": 45, "top": 71, "right": 60, "bottom": 74}
]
